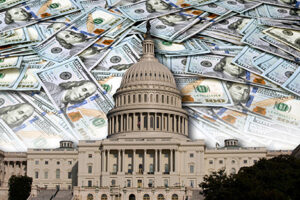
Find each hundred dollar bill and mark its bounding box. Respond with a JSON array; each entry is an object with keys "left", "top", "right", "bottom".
[
  {"left": 105, "top": 18, "right": 135, "bottom": 39},
  {"left": 66, "top": 0, "right": 107, "bottom": 20},
  {"left": 91, "top": 71, "right": 124, "bottom": 96},
  {"left": 260, "top": 0, "right": 300, "bottom": 8},
  {"left": 257, "top": 18, "right": 300, "bottom": 31},
  {"left": 165, "top": 56, "right": 188, "bottom": 74},
  {"left": 232, "top": 46, "right": 263, "bottom": 74},
  {"left": 0, "top": 119, "right": 26, "bottom": 152},
  {"left": 263, "top": 27, "right": 300, "bottom": 52},
  {"left": 186, "top": 54, "right": 281, "bottom": 89},
  {"left": 0, "top": 0, "right": 28, "bottom": 11},
  {"left": 154, "top": 38, "right": 210, "bottom": 56},
  {"left": 78, "top": 28, "right": 134, "bottom": 70},
  {"left": 264, "top": 5, "right": 300, "bottom": 21},
  {"left": 239, "top": 18, "right": 257, "bottom": 35},
  {"left": 241, "top": 27, "right": 297, "bottom": 62},
  {"left": 35, "top": 57, "right": 114, "bottom": 140},
  {"left": 176, "top": 76, "right": 233, "bottom": 106},
  {"left": 227, "top": 84, "right": 300, "bottom": 128},
  {"left": 262, "top": 59, "right": 299, "bottom": 85},
  {"left": 93, "top": 40, "right": 141, "bottom": 72},
  {"left": 34, "top": 7, "right": 124, "bottom": 62},
  {"left": 23, "top": 92, "right": 78, "bottom": 140},
  {"left": 0, "top": 56, "right": 23, "bottom": 70},
  {"left": 117, "top": 0, "right": 179, "bottom": 22},
  {"left": 199, "top": 30, "right": 243, "bottom": 45},
  {"left": 0, "top": 65, "right": 27, "bottom": 90},
  {"left": 0, "top": 92, "right": 73, "bottom": 149},
  {"left": 282, "top": 66, "right": 300, "bottom": 97},
  {"left": 134, "top": 9, "right": 207, "bottom": 41},
  {"left": 0, "top": 0, "right": 81, "bottom": 32},
  {"left": 207, "top": 16, "right": 250, "bottom": 38},
  {"left": 213, "top": 107, "right": 300, "bottom": 148},
  {"left": 187, "top": 107, "right": 265, "bottom": 147},
  {"left": 173, "top": 12, "right": 224, "bottom": 43},
  {"left": 260, "top": 34, "right": 300, "bottom": 62},
  {"left": 195, "top": 3, "right": 230, "bottom": 15},
  {"left": 252, "top": 53, "right": 279, "bottom": 72},
  {"left": 216, "top": 0, "right": 262, "bottom": 13},
  {"left": 35, "top": 22, "right": 67, "bottom": 39},
  {"left": 0, "top": 27, "right": 30, "bottom": 46}
]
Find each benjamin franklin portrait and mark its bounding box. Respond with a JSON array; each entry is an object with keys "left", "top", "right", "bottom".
[
  {"left": 44, "top": 80, "right": 97, "bottom": 109},
  {"left": 4, "top": 7, "right": 32, "bottom": 24},
  {"left": 146, "top": 0, "right": 172, "bottom": 13},
  {"left": 158, "top": 13, "right": 187, "bottom": 26},
  {"left": 56, "top": 30, "right": 88, "bottom": 49},
  {"left": 226, "top": 82, "right": 250, "bottom": 105},
  {"left": 214, "top": 57, "right": 246, "bottom": 77},
  {"left": 0, "top": 103, "right": 34, "bottom": 128}
]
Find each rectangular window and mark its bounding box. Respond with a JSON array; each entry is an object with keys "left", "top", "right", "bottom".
[
  {"left": 44, "top": 171, "right": 48, "bottom": 179},
  {"left": 190, "top": 165, "right": 194, "bottom": 173},
  {"left": 88, "top": 180, "right": 92, "bottom": 187},
  {"left": 209, "top": 160, "right": 213, "bottom": 164},
  {"left": 127, "top": 179, "right": 131, "bottom": 187},
  {"left": 45, "top": 161, "right": 48, "bottom": 165},
  {"left": 56, "top": 169, "right": 60, "bottom": 179},
  {"left": 190, "top": 180, "right": 194, "bottom": 188},
  {"left": 244, "top": 160, "right": 248, "bottom": 164},
  {"left": 35, "top": 171, "right": 39, "bottom": 179},
  {"left": 68, "top": 172, "right": 72, "bottom": 179},
  {"left": 190, "top": 153, "right": 194, "bottom": 158},
  {"left": 88, "top": 154, "right": 92, "bottom": 158},
  {"left": 35, "top": 160, "right": 39, "bottom": 165},
  {"left": 68, "top": 161, "right": 72, "bottom": 165},
  {"left": 88, "top": 166, "right": 92, "bottom": 174},
  {"left": 219, "top": 160, "right": 223, "bottom": 164}
]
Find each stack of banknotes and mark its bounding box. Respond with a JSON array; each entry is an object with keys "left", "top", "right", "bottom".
[{"left": 1, "top": 0, "right": 300, "bottom": 152}]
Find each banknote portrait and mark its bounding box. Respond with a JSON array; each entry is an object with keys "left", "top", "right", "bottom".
[
  {"left": 0, "top": 103, "right": 34, "bottom": 128},
  {"left": 158, "top": 13, "right": 187, "bottom": 26},
  {"left": 146, "top": 0, "right": 172, "bottom": 13},
  {"left": 56, "top": 30, "right": 89, "bottom": 50},
  {"left": 43, "top": 80, "right": 97, "bottom": 109},
  {"left": 214, "top": 57, "right": 246, "bottom": 77},
  {"left": 227, "top": 82, "right": 250, "bottom": 105},
  {"left": 4, "top": 7, "right": 32, "bottom": 24}
]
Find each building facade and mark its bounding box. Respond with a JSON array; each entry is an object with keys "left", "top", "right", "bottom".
[{"left": 0, "top": 34, "right": 293, "bottom": 200}]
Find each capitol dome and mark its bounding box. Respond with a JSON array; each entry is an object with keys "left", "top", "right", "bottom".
[{"left": 107, "top": 34, "right": 188, "bottom": 138}]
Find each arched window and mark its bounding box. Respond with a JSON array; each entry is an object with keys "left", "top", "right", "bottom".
[
  {"left": 101, "top": 194, "right": 107, "bottom": 200},
  {"left": 157, "top": 194, "right": 164, "bottom": 200},
  {"left": 156, "top": 94, "right": 159, "bottom": 103},
  {"left": 87, "top": 194, "right": 93, "bottom": 200},
  {"left": 123, "top": 95, "right": 126, "bottom": 104},
  {"left": 144, "top": 94, "right": 147, "bottom": 102},
  {"left": 129, "top": 194, "right": 136, "bottom": 200},
  {"left": 143, "top": 194, "right": 150, "bottom": 200},
  {"left": 133, "top": 95, "right": 136, "bottom": 103},
  {"left": 172, "top": 194, "right": 178, "bottom": 200},
  {"left": 162, "top": 95, "right": 164, "bottom": 103}
]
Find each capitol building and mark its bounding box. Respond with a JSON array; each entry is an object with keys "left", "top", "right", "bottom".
[{"left": 0, "top": 35, "right": 291, "bottom": 200}]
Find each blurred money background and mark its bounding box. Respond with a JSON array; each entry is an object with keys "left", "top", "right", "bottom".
[{"left": 0, "top": 0, "right": 300, "bottom": 152}]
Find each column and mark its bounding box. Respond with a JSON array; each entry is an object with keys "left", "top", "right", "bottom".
[
  {"left": 159, "top": 149, "right": 162, "bottom": 173},
  {"left": 167, "top": 114, "right": 170, "bottom": 132},
  {"left": 120, "top": 115, "right": 123, "bottom": 132},
  {"left": 147, "top": 113, "right": 150, "bottom": 130},
  {"left": 133, "top": 113, "right": 136, "bottom": 131},
  {"left": 160, "top": 114, "right": 163, "bottom": 131},
  {"left": 127, "top": 114, "right": 129, "bottom": 132},
  {"left": 122, "top": 150, "right": 125, "bottom": 173},
  {"left": 170, "top": 150, "right": 173, "bottom": 173},
  {"left": 140, "top": 113, "right": 143, "bottom": 130},
  {"left": 111, "top": 116, "right": 115, "bottom": 133},
  {"left": 155, "top": 149, "right": 158, "bottom": 173},
  {"left": 154, "top": 113, "right": 157, "bottom": 131},
  {"left": 133, "top": 150, "right": 136, "bottom": 174},
  {"left": 101, "top": 151, "right": 104, "bottom": 172},
  {"left": 107, "top": 150, "right": 110, "bottom": 173},
  {"left": 174, "top": 150, "right": 178, "bottom": 173},
  {"left": 144, "top": 150, "right": 147, "bottom": 174},
  {"left": 118, "top": 150, "right": 121, "bottom": 173}
]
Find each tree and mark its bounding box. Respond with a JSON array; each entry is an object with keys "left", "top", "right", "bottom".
[
  {"left": 8, "top": 175, "right": 32, "bottom": 200},
  {"left": 200, "top": 155, "right": 300, "bottom": 200}
]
